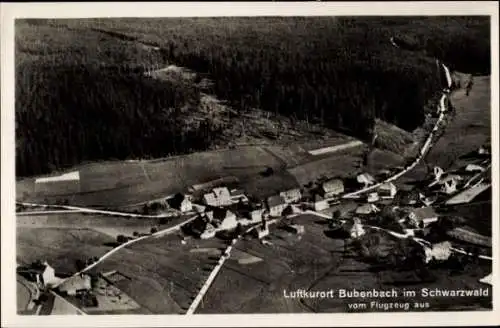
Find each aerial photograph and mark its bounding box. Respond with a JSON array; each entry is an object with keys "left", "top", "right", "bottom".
[{"left": 15, "top": 16, "right": 492, "bottom": 315}]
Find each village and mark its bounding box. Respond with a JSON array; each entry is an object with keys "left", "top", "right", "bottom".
[{"left": 17, "top": 136, "right": 492, "bottom": 314}]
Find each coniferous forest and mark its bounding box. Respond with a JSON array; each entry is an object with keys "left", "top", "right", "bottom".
[{"left": 15, "top": 16, "right": 490, "bottom": 177}]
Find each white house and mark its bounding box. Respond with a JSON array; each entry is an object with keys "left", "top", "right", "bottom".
[
  {"left": 280, "top": 188, "right": 302, "bottom": 204},
  {"left": 378, "top": 182, "right": 397, "bottom": 199},
  {"left": 423, "top": 241, "right": 452, "bottom": 263},
  {"left": 203, "top": 187, "right": 232, "bottom": 207},
  {"left": 218, "top": 210, "right": 238, "bottom": 230},
  {"left": 441, "top": 179, "right": 458, "bottom": 194},
  {"left": 321, "top": 179, "right": 344, "bottom": 198},
  {"left": 200, "top": 223, "right": 217, "bottom": 239},
  {"left": 39, "top": 262, "right": 63, "bottom": 288},
  {"left": 267, "top": 195, "right": 287, "bottom": 217},
  {"left": 367, "top": 192, "right": 379, "bottom": 203},
  {"left": 349, "top": 218, "right": 366, "bottom": 239},
  {"left": 313, "top": 194, "right": 329, "bottom": 211}
]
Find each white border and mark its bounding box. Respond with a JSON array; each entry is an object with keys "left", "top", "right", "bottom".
[{"left": 1, "top": 2, "right": 499, "bottom": 327}]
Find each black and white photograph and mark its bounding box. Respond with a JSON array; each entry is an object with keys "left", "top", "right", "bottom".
[{"left": 1, "top": 2, "right": 499, "bottom": 327}]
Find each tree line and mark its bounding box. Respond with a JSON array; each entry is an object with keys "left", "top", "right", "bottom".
[{"left": 15, "top": 63, "right": 222, "bottom": 176}]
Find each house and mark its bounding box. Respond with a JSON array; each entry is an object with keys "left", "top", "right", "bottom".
[
  {"left": 313, "top": 194, "right": 329, "bottom": 211},
  {"left": 58, "top": 274, "right": 92, "bottom": 296},
  {"left": 355, "top": 203, "right": 380, "bottom": 215},
  {"left": 280, "top": 188, "right": 302, "bottom": 204},
  {"left": 405, "top": 207, "right": 438, "bottom": 228},
  {"left": 267, "top": 195, "right": 287, "bottom": 217},
  {"left": 357, "top": 173, "right": 376, "bottom": 188},
  {"left": 230, "top": 189, "right": 248, "bottom": 203},
  {"left": 202, "top": 187, "right": 232, "bottom": 207},
  {"left": 37, "top": 262, "right": 63, "bottom": 288},
  {"left": 367, "top": 192, "right": 379, "bottom": 203},
  {"left": 200, "top": 223, "right": 217, "bottom": 239},
  {"left": 345, "top": 218, "right": 365, "bottom": 239},
  {"left": 249, "top": 209, "right": 265, "bottom": 223},
  {"left": 321, "top": 179, "right": 344, "bottom": 198},
  {"left": 169, "top": 193, "right": 193, "bottom": 213},
  {"left": 378, "top": 182, "right": 397, "bottom": 199},
  {"left": 218, "top": 210, "right": 238, "bottom": 231},
  {"left": 441, "top": 179, "right": 458, "bottom": 194},
  {"left": 423, "top": 241, "right": 452, "bottom": 263}
]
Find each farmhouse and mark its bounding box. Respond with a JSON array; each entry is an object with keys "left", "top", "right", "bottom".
[
  {"left": 203, "top": 187, "right": 232, "bottom": 207},
  {"left": 321, "top": 179, "right": 344, "bottom": 198},
  {"left": 378, "top": 182, "right": 397, "bottom": 199},
  {"left": 267, "top": 195, "right": 287, "bottom": 217},
  {"left": 279, "top": 188, "right": 302, "bottom": 204}
]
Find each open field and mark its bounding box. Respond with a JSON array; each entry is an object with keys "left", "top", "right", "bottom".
[
  {"left": 17, "top": 146, "right": 285, "bottom": 206},
  {"left": 80, "top": 234, "right": 231, "bottom": 314},
  {"left": 17, "top": 213, "right": 169, "bottom": 238},
  {"left": 17, "top": 228, "right": 115, "bottom": 274}
]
